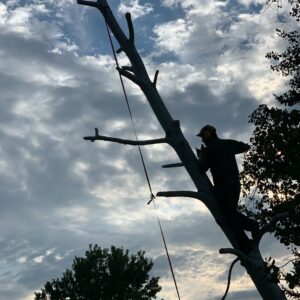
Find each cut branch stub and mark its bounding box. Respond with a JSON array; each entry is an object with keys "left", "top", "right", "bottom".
[
  {"left": 219, "top": 248, "right": 252, "bottom": 265},
  {"left": 116, "top": 47, "right": 123, "bottom": 54},
  {"left": 116, "top": 66, "right": 144, "bottom": 86},
  {"left": 153, "top": 70, "right": 159, "bottom": 87},
  {"left": 162, "top": 162, "right": 184, "bottom": 168},
  {"left": 77, "top": 0, "right": 98, "bottom": 8},
  {"left": 114, "top": 13, "right": 134, "bottom": 54},
  {"left": 122, "top": 66, "right": 134, "bottom": 72},
  {"left": 77, "top": 0, "right": 109, "bottom": 12},
  {"left": 125, "top": 12, "right": 134, "bottom": 45}
]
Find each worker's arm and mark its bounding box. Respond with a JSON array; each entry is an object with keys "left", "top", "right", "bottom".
[{"left": 232, "top": 140, "right": 250, "bottom": 154}]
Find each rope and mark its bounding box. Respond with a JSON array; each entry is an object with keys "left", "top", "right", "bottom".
[
  {"left": 221, "top": 258, "right": 239, "bottom": 300},
  {"left": 152, "top": 198, "right": 181, "bottom": 300},
  {"left": 104, "top": 22, "right": 153, "bottom": 196},
  {"left": 104, "top": 21, "right": 181, "bottom": 300}
]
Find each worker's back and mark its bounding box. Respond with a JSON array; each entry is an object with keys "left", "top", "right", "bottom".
[{"left": 204, "top": 137, "right": 250, "bottom": 182}]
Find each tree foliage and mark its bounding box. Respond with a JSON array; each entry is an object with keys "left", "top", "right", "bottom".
[
  {"left": 266, "top": 27, "right": 300, "bottom": 106},
  {"left": 241, "top": 0, "right": 300, "bottom": 297},
  {"left": 34, "top": 245, "right": 162, "bottom": 300}
]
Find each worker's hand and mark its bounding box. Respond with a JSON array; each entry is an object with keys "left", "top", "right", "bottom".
[{"left": 196, "top": 145, "right": 207, "bottom": 159}]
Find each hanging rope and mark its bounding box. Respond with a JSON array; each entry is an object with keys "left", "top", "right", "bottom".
[
  {"left": 104, "top": 20, "right": 181, "bottom": 300},
  {"left": 222, "top": 258, "right": 239, "bottom": 300},
  {"left": 104, "top": 21, "right": 153, "bottom": 197},
  {"left": 152, "top": 197, "right": 181, "bottom": 300}
]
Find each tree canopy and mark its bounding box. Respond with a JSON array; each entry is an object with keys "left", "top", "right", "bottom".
[
  {"left": 34, "top": 245, "right": 162, "bottom": 300},
  {"left": 241, "top": 0, "right": 300, "bottom": 297}
]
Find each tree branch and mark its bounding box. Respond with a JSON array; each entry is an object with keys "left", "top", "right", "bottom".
[
  {"left": 162, "top": 163, "right": 184, "bottom": 168},
  {"left": 256, "top": 212, "right": 290, "bottom": 243},
  {"left": 219, "top": 248, "right": 252, "bottom": 265},
  {"left": 116, "top": 67, "right": 144, "bottom": 86},
  {"left": 77, "top": 0, "right": 108, "bottom": 11},
  {"left": 116, "top": 47, "right": 123, "bottom": 54},
  {"left": 122, "top": 66, "right": 134, "bottom": 72},
  {"left": 156, "top": 190, "right": 203, "bottom": 198},
  {"left": 125, "top": 13, "right": 134, "bottom": 45},
  {"left": 156, "top": 190, "right": 212, "bottom": 206},
  {"left": 77, "top": 0, "right": 98, "bottom": 8},
  {"left": 83, "top": 129, "right": 167, "bottom": 145},
  {"left": 153, "top": 70, "right": 159, "bottom": 87}
]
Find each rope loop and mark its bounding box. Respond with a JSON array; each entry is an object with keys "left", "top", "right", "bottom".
[{"left": 147, "top": 193, "right": 156, "bottom": 205}]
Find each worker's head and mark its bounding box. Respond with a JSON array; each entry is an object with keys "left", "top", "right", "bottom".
[{"left": 197, "top": 125, "right": 217, "bottom": 143}]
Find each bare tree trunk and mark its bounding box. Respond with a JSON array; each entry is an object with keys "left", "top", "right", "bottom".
[{"left": 77, "top": 1, "right": 287, "bottom": 299}]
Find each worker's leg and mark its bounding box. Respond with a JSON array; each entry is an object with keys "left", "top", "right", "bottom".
[
  {"left": 214, "top": 179, "right": 251, "bottom": 250},
  {"left": 228, "top": 179, "right": 260, "bottom": 240}
]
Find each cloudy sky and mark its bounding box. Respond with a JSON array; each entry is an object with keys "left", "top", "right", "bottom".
[{"left": 0, "top": 0, "right": 297, "bottom": 299}]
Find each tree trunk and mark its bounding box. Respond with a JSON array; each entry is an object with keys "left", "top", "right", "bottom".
[{"left": 77, "top": 1, "right": 287, "bottom": 299}]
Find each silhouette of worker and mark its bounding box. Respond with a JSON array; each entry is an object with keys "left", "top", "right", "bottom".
[{"left": 196, "top": 125, "right": 259, "bottom": 252}]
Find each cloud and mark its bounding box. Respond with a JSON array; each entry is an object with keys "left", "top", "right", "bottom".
[
  {"left": 118, "top": 0, "right": 153, "bottom": 20},
  {"left": 215, "top": 289, "right": 261, "bottom": 300},
  {"left": 153, "top": 19, "right": 194, "bottom": 54},
  {"left": 0, "top": 1, "right": 295, "bottom": 299},
  {"left": 162, "top": 0, "right": 180, "bottom": 8},
  {"left": 152, "top": 0, "right": 286, "bottom": 103}
]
